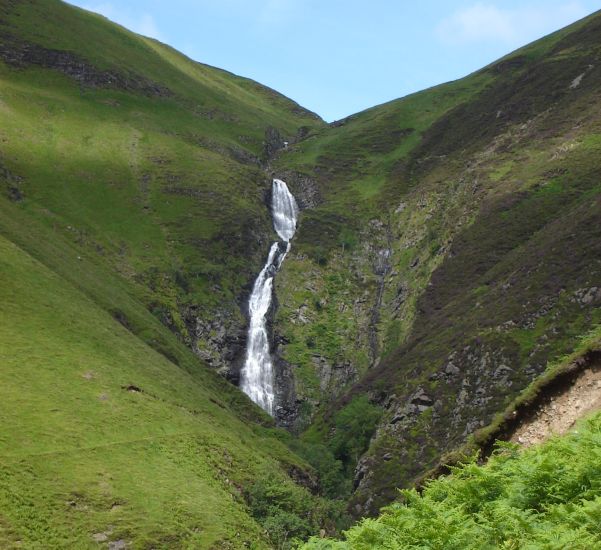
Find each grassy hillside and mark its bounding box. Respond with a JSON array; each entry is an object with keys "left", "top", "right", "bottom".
[
  {"left": 0, "top": 187, "right": 348, "bottom": 548},
  {"left": 273, "top": 9, "right": 601, "bottom": 513},
  {"left": 0, "top": 1, "right": 339, "bottom": 547},
  {"left": 0, "top": 0, "right": 324, "bottom": 376},
  {"left": 3, "top": 0, "right": 601, "bottom": 544},
  {"left": 0, "top": 211, "right": 304, "bottom": 548}
]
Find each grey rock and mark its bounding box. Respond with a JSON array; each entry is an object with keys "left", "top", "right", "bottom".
[
  {"left": 183, "top": 305, "right": 246, "bottom": 382},
  {"left": 574, "top": 287, "right": 601, "bottom": 306},
  {"left": 274, "top": 170, "right": 321, "bottom": 209},
  {"left": 263, "top": 126, "right": 287, "bottom": 162},
  {"left": 410, "top": 388, "right": 434, "bottom": 407},
  {"left": 0, "top": 160, "right": 24, "bottom": 202}
]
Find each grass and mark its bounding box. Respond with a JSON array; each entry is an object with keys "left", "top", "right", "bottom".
[
  {"left": 0, "top": 232, "right": 267, "bottom": 547},
  {"left": 0, "top": 0, "right": 324, "bottom": 347},
  {"left": 2, "top": 0, "right": 601, "bottom": 543},
  {"left": 0, "top": 205, "right": 347, "bottom": 547},
  {"left": 276, "top": 71, "right": 493, "bottom": 220}
]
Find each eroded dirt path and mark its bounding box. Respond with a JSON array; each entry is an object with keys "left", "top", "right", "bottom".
[{"left": 510, "top": 366, "right": 601, "bottom": 447}]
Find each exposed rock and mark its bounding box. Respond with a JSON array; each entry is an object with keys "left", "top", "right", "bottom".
[
  {"left": 0, "top": 33, "right": 171, "bottom": 97},
  {"left": 573, "top": 286, "right": 601, "bottom": 306},
  {"left": 569, "top": 65, "right": 594, "bottom": 89},
  {"left": 183, "top": 306, "right": 246, "bottom": 381},
  {"left": 263, "top": 126, "right": 287, "bottom": 162},
  {"left": 373, "top": 248, "right": 391, "bottom": 277},
  {"left": 273, "top": 353, "right": 300, "bottom": 430},
  {"left": 293, "top": 304, "right": 310, "bottom": 324},
  {"left": 312, "top": 355, "right": 357, "bottom": 395},
  {"left": 410, "top": 388, "right": 434, "bottom": 408},
  {"left": 274, "top": 170, "right": 321, "bottom": 209},
  {"left": 510, "top": 361, "right": 601, "bottom": 447},
  {"left": 352, "top": 338, "right": 527, "bottom": 514},
  {"left": 5, "top": 184, "right": 22, "bottom": 201},
  {"left": 391, "top": 283, "right": 408, "bottom": 317},
  {"left": 286, "top": 464, "right": 319, "bottom": 494},
  {"left": 0, "top": 160, "right": 24, "bottom": 201},
  {"left": 395, "top": 202, "right": 407, "bottom": 214}
]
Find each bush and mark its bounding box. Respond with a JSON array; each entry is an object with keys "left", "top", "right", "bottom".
[
  {"left": 303, "top": 413, "right": 601, "bottom": 549},
  {"left": 331, "top": 396, "right": 382, "bottom": 475},
  {"left": 296, "top": 443, "right": 349, "bottom": 499},
  {"left": 245, "top": 469, "right": 348, "bottom": 549}
]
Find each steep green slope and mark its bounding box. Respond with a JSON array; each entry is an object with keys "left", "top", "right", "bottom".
[
  {"left": 0, "top": 0, "right": 324, "bottom": 378},
  {"left": 0, "top": 1, "right": 340, "bottom": 547},
  {"left": 3, "top": 0, "right": 601, "bottom": 543},
  {"left": 0, "top": 218, "right": 295, "bottom": 548},
  {"left": 273, "top": 10, "right": 601, "bottom": 513},
  {"left": 0, "top": 180, "right": 348, "bottom": 548}
]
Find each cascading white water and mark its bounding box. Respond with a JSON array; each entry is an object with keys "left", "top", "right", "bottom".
[
  {"left": 272, "top": 178, "right": 298, "bottom": 242},
  {"left": 240, "top": 179, "right": 298, "bottom": 415}
]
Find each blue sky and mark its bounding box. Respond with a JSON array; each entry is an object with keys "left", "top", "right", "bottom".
[{"left": 67, "top": 0, "right": 600, "bottom": 121}]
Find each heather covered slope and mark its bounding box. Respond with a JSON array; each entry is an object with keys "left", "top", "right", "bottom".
[{"left": 273, "top": 10, "right": 601, "bottom": 513}]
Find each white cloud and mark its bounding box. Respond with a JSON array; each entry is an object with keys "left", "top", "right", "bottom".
[
  {"left": 80, "top": 2, "right": 165, "bottom": 40},
  {"left": 436, "top": 1, "right": 588, "bottom": 47}
]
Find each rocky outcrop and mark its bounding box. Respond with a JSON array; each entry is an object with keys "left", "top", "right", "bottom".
[
  {"left": 182, "top": 306, "right": 246, "bottom": 382},
  {"left": 274, "top": 170, "right": 321, "bottom": 209},
  {"left": 350, "top": 339, "right": 523, "bottom": 517},
  {"left": 0, "top": 33, "right": 171, "bottom": 96},
  {"left": 312, "top": 354, "right": 357, "bottom": 395},
  {"left": 0, "top": 160, "right": 24, "bottom": 201},
  {"left": 263, "top": 126, "right": 287, "bottom": 163},
  {"left": 273, "top": 350, "right": 300, "bottom": 429}
]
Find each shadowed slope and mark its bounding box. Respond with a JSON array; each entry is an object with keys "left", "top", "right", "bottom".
[{"left": 273, "top": 9, "right": 601, "bottom": 514}]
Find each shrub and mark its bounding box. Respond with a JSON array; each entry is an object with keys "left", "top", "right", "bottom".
[
  {"left": 303, "top": 412, "right": 601, "bottom": 549},
  {"left": 331, "top": 396, "right": 382, "bottom": 475},
  {"left": 245, "top": 469, "right": 348, "bottom": 549}
]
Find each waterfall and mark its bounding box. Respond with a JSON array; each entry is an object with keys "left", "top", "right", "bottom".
[{"left": 240, "top": 179, "right": 298, "bottom": 415}]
